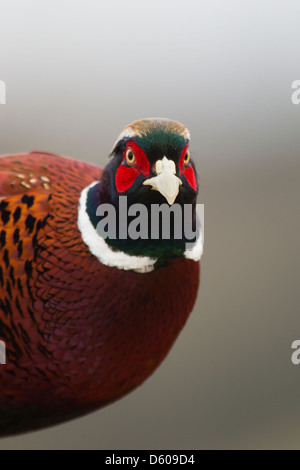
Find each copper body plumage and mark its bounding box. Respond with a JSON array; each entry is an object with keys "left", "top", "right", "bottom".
[{"left": 0, "top": 120, "right": 200, "bottom": 436}]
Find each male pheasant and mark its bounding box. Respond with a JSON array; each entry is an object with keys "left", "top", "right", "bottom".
[{"left": 0, "top": 118, "right": 203, "bottom": 436}]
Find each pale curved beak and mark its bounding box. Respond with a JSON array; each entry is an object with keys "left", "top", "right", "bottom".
[{"left": 143, "top": 157, "right": 182, "bottom": 205}]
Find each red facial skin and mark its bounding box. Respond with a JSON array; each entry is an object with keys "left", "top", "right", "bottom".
[
  {"left": 116, "top": 141, "right": 197, "bottom": 193},
  {"left": 115, "top": 141, "right": 150, "bottom": 193},
  {"left": 179, "top": 144, "right": 198, "bottom": 192},
  {"left": 0, "top": 152, "right": 200, "bottom": 436}
]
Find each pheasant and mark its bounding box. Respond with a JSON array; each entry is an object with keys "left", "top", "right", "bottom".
[{"left": 0, "top": 118, "right": 203, "bottom": 436}]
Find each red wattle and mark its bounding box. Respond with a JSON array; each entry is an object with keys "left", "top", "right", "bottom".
[
  {"left": 179, "top": 144, "right": 197, "bottom": 191},
  {"left": 183, "top": 166, "right": 197, "bottom": 191},
  {"left": 115, "top": 141, "right": 150, "bottom": 193},
  {"left": 115, "top": 166, "right": 139, "bottom": 193}
]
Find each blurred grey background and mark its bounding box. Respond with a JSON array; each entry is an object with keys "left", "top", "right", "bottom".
[{"left": 0, "top": 0, "right": 299, "bottom": 450}]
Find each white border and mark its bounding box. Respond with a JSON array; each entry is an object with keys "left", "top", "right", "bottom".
[
  {"left": 78, "top": 182, "right": 157, "bottom": 273},
  {"left": 77, "top": 183, "right": 203, "bottom": 273}
]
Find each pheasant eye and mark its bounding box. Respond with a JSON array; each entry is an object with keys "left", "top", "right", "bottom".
[
  {"left": 184, "top": 150, "right": 191, "bottom": 165},
  {"left": 126, "top": 148, "right": 136, "bottom": 165}
]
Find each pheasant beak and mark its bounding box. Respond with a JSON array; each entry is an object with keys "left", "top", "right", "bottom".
[{"left": 143, "top": 157, "right": 182, "bottom": 205}]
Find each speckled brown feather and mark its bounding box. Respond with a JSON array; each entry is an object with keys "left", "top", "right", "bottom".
[{"left": 0, "top": 152, "right": 200, "bottom": 436}]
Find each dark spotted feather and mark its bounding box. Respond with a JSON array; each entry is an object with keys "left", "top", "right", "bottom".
[{"left": 0, "top": 152, "right": 199, "bottom": 436}]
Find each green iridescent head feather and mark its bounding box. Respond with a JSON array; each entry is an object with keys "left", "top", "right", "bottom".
[{"left": 111, "top": 118, "right": 190, "bottom": 157}]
